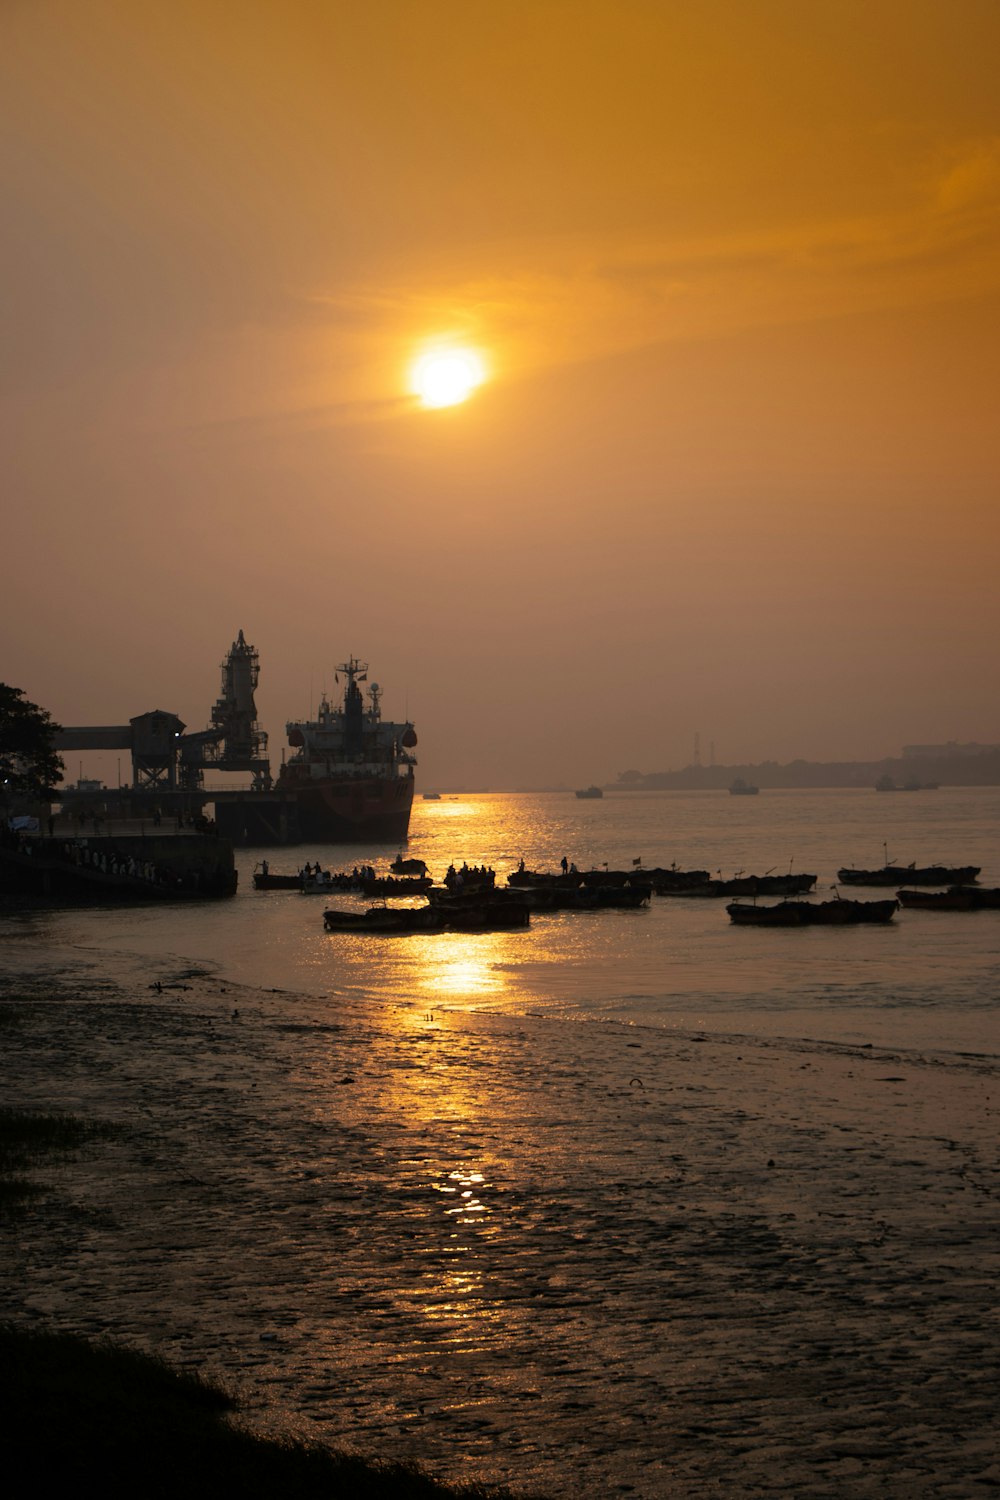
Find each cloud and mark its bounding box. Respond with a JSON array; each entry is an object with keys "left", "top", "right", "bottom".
[
  {"left": 935, "top": 137, "right": 1000, "bottom": 214},
  {"left": 302, "top": 153, "right": 1000, "bottom": 416}
]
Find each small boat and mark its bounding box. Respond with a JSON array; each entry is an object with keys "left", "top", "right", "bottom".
[
  {"left": 421, "top": 792, "right": 442, "bottom": 800},
  {"left": 897, "top": 886, "right": 1000, "bottom": 911},
  {"left": 443, "top": 863, "right": 496, "bottom": 893},
  {"left": 254, "top": 864, "right": 358, "bottom": 892},
  {"left": 727, "top": 898, "right": 898, "bottom": 926},
  {"left": 253, "top": 868, "right": 305, "bottom": 890},
  {"left": 300, "top": 872, "right": 340, "bottom": 894},
  {"left": 661, "top": 872, "right": 817, "bottom": 898},
  {"left": 575, "top": 785, "right": 604, "bottom": 799},
  {"left": 838, "top": 863, "right": 980, "bottom": 886},
  {"left": 896, "top": 887, "right": 976, "bottom": 910},
  {"left": 323, "top": 905, "right": 441, "bottom": 934},
  {"left": 424, "top": 889, "right": 532, "bottom": 929},
  {"left": 323, "top": 899, "right": 529, "bottom": 934},
  {"left": 360, "top": 874, "right": 433, "bottom": 897},
  {"left": 390, "top": 855, "right": 428, "bottom": 876},
  {"left": 505, "top": 867, "right": 651, "bottom": 906},
  {"left": 729, "top": 778, "right": 759, "bottom": 796},
  {"left": 644, "top": 867, "right": 713, "bottom": 893}
]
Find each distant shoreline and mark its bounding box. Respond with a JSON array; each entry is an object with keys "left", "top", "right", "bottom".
[{"left": 517, "top": 755, "right": 1000, "bottom": 794}]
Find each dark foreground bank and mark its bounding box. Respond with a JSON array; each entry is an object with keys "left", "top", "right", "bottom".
[{"left": 1, "top": 1324, "right": 542, "bottom": 1500}]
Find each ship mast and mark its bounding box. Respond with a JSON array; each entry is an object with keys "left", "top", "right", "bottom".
[{"left": 337, "top": 656, "right": 368, "bottom": 756}]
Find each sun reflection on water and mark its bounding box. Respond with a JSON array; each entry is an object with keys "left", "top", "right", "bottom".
[
  {"left": 419, "top": 798, "right": 482, "bottom": 819},
  {"left": 404, "top": 933, "right": 515, "bottom": 1001}
]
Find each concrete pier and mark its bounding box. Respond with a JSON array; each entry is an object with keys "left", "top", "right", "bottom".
[{"left": 0, "top": 828, "right": 237, "bottom": 901}]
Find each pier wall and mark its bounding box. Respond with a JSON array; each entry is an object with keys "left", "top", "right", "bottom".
[{"left": 0, "top": 832, "right": 237, "bottom": 901}]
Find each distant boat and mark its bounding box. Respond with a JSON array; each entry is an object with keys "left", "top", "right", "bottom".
[
  {"left": 575, "top": 785, "right": 604, "bottom": 799},
  {"left": 729, "top": 778, "right": 759, "bottom": 796},
  {"left": 875, "top": 774, "right": 939, "bottom": 792},
  {"left": 421, "top": 792, "right": 441, "bottom": 800}
]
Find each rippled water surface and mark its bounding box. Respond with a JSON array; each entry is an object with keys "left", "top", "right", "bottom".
[{"left": 4, "top": 788, "right": 999, "bottom": 1053}]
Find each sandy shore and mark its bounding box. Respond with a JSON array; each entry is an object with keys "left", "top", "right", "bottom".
[{"left": 2, "top": 967, "right": 998, "bottom": 1498}]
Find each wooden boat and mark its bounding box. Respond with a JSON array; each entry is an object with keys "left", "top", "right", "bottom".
[
  {"left": 254, "top": 865, "right": 359, "bottom": 892},
  {"left": 323, "top": 898, "right": 529, "bottom": 934},
  {"left": 443, "top": 863, "right": 496, "bottom": 893},
  {"left": 644, "top": 867, "right": 713, "bottom": 893},
  {"left": 359, "top": 874, "right": 433, "bottom": 897},
  {"left": 838, "top": 863, "right": 980, "bottom": 886},
  {"left": 323, "top": 904, "right": 441, "bottom": 934},
  {"left": 436, "top": 897, "right": 530, "bottom": 930},
  {"left": 505, "top": 868, "right": 651, "bottom": 907},
  {"left": 662, "top": 872, "right": 817, "bottom": 898},
  {"left": 389, "top": 855, "right": 428, "bottom": 876},
  {"left": 897, "top": 886, "right": 1000, "bottom": 911},
  {"left": 254, "top": 870, "right": 306, "bottom": 890},
  {"left": 727, "top": 898, "right": 898, "bottom": 926}
]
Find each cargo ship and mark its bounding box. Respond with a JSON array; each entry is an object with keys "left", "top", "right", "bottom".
[{"left": 214, "top": 657, "right": 416, "bottom": 846}]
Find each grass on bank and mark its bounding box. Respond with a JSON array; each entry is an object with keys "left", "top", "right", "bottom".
[
  {"left": 0, "top": 1106, "right": 122, "bottom": 1207},
  {"left": 1, "top": 1325, "right": 543, "bottom": 1499}
]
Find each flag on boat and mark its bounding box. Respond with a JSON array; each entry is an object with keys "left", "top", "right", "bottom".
[{"left": 632, "top": 856, "right": 642, "bottom": 866}]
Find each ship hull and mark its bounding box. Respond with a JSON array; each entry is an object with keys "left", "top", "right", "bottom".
[{"left": 214, "top": 774, "right": 414, "bottom": 847}]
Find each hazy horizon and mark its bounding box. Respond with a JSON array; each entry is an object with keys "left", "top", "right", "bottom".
[{"left": 4, "top": 1, "right": 999, "bottom": 790}]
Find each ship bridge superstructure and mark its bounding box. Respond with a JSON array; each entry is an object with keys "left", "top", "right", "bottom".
[{"left": 282, "top": 656, "right": 417, "bottom": 783}]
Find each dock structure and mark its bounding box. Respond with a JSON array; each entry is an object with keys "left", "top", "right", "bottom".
[
  {"left": 0, "top": 826, "right": 238, "bottom": 901},
  {"left": 53, "top": 630, "right": 273, "bottom": 820}
]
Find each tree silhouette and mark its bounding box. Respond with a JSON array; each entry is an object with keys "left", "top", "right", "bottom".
[{"left": 0, "top": 685, "right": 64, "bottom": 800}]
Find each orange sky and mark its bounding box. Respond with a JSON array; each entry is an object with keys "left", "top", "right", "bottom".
[{"left": 3, "top": 0, "right": 999, "bottom": 787}]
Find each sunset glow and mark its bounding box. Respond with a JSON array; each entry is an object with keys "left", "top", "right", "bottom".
[{"left": 1, "top": 1, "right": 998, "bottom": 789}]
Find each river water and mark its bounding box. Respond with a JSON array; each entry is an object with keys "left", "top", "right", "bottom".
[
  {"left": 3, "top": 787, "right": 998, "bottom": 1055},
  {"left": 4, "top": 786, "right": 999, "bottom": 1498}
]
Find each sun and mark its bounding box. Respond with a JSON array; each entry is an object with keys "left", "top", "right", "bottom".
[{"left": 412, "top": 349, "right": 485, "bottom": 409}]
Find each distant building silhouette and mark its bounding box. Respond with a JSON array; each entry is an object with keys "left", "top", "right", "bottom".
[{"left": 902, "top": 741, "right": 1000, "bottom": 760}]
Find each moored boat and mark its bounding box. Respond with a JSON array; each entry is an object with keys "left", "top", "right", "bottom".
[
  {"left": 322, "top": 897, "right": 530, "bottom": 934},
  {"left": 897, "top": 886, "right": 1000, "bottom": 910},
  {"left": 661, "top": 872, "right": 817, "bottom": 898},
  {"left": 575, "top": 785, "right": 604, "bottom": 799},
  {"left": 838, "top": 863, "right": 980, "bottom": 886},
  {"left": 253, "top": 868, "right": 306, "bottom": 890},
  {"left": 360, "top": 874, "right": 433, "bottom": 897},
  {"left": 322, "top": 904, "right": 440, "bottom": 934},
  {"left": 727, "top": 898, "right": 898, "bottom": 926},
  {"left": 729, "top": 778, "right": 759, "bottom": 795},
  {"left": 505, "top": 867, "right": 651, "bottom": 906}
]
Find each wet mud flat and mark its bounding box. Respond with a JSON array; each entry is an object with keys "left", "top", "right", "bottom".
[{"left": 2, "top": 969, "right": 999, "bottom": 1498}]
